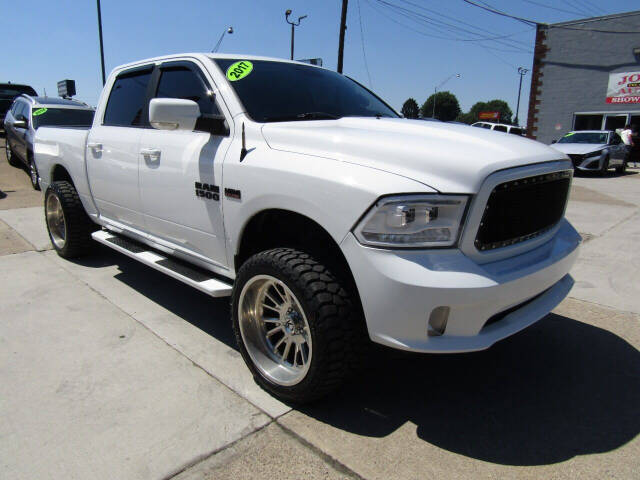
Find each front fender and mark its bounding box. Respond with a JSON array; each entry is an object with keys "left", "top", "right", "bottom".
[{"left": 222, "top": 148, "right": 432, "bottom": 273}]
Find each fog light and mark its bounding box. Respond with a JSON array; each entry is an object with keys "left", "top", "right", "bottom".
[{"left": 428, "top": 306, "right": 450, "bottom": 336}]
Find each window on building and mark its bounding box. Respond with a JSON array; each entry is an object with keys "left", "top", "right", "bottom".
[
  {"left": 104, "top": 69, "right": 152, "bottom": 127},
  {"left": 574, "top": 114, "right": 603, "bottom": 131},
  {"left": 629, "top": 115, "right": 640, "bottom": 130},
  {"left": 604, "top": 115, "right": 627, "bottom": 131}
]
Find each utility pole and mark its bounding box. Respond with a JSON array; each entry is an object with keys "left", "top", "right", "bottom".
[
  {"left": 515, "top": 67, "right": 529, "bottom": 126},
  {"left": 337, "top": 0, "right": 348, "bottom": 73},
  {"left": 285, "top": 10, "right": 307, "bottom": 61},
  {"left": 96, "top": 0, "right": 106, "bottom": 86},
  {"left": 432, "top": 73, "right": 460, "bottom": 119}
]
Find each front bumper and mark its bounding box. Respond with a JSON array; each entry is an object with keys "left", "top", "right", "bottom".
[
  {"left": 569, "top": 153, "right": 604, "bottom": 171},
  {"left": 341, "top": 219, "right": 581, "bottom": 353}
]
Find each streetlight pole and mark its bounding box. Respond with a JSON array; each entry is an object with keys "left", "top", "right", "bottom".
[
  {"left": 515, "top": 67, "right": 529, "bottom": 126},
  {"left": 432, "top": 73, "right": 460, "bottom": 119},
  {"left": 96, "top": 0, "right": 106, "bottom": 86},
  {"left": 285, "top": 10, "right": 307, "bottom": 61},
  {"left": 212, "top": 26, "right": 234, "bottom": 53}
]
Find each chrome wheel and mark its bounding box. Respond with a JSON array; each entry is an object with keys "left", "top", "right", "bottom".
[
  {"left": 238, "top": 275, "right": 312, "bottom": 386},
  {"left": 46, "top": 193, "right": 67, "bottom": 249}
]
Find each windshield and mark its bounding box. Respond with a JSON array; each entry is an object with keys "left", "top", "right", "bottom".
[
  {"left": 558, "top": 132, "right": 608, "bottom": 144},
  {"left": 32, "top": 108, "right": 94, "bottom": 128},
  {"left": 215, "top": 59, "right": 398, "bottom": 122}
]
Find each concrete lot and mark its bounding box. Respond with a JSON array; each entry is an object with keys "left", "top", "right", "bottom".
[{"left": 1, "top": 142, "right": 638, "bottom": 479}]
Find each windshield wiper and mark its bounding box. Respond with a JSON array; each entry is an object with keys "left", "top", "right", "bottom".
[{"left": 263, "top": 112, "right": 341, "bottom": 122}]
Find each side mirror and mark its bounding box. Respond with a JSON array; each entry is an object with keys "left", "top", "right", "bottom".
[
  {"left": 14, "top": 119, "right": 28, "bottom": 129},
  {"left": 551, "top": 139, "right": 557, "bottom": 144},
  {"left": 149, "top": 98, "right": 200, "bottom": 131}
]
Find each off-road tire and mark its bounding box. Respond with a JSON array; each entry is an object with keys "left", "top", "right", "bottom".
[
  {"left": 5, "top": 138, "right": 19, "bottom": 167},
  {"left": 45, "top": 181, "right": 96, "bottom": 258},
  {"left": 232, "top": 248, "right": 364, "bottom": 404}
]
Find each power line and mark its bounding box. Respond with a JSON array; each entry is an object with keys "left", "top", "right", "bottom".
[
  {"left": 461, "top": 0, "right": 538, "bottom": 26},
  {"left": 366, "top": 0, "right": 533, "bottom": 56},
  {"left": 519, "top": 0, "right": 583, "bottom": 17},
  {"left": 463, "top": 0, "right": 640, "bottom": 34},
  {"left": 394, "top": 0, "right": 533, "bottom": 47},
  {"left": 373, "top": 0, "right": 533, "bottom": 52},
  {"left": 357, "top": 0, "right": 373, "bottom": 89}
]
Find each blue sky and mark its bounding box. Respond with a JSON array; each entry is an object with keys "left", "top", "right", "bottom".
[{"left": 2, "top": 0, "right": 638, "bottom": 124}]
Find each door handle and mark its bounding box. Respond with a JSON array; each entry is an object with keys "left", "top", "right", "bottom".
[
  {"left": 87, "top": 142, "right": 103, "bottom": 153},
  {"left": 140, "top": 148, "right": 161, "bottom": 160}
]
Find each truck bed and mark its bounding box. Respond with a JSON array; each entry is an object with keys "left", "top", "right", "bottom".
[{"left": 34, "top": 126, "right": 95, "bottom": 217}]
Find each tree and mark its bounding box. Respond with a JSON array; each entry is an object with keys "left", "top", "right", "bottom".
[
  {"left": 420, "top": 91, "right": 461, "bottom": 121},
  {"left": 458, "top": 99, "right": 514, "bottom": 125},
  {"left": 401, "top": 98, "right": 419, "bottom": 119}
]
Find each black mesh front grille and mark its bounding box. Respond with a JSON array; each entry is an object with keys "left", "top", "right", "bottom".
[
  {"left": 475, "top": 171, "right": 571, "bottom": 251},
  {"left": 567, "top": 154, "right": 583, "bottom": 167}
]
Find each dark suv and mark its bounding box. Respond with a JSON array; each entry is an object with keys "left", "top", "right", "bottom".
[{"left": 1, "top": 83, "right": 37, "bottom": 131}]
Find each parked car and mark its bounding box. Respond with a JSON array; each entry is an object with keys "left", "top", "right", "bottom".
[
  {"left": 4, "top": 95, "right": 94, "bottom": 189},
  {"left": 34, "top": 53, "right": 580, "bottom": 403},
  {"left": 0, "top": 83, "right": 37, "bottom": 132},
  {"left": 472, "top": 121, "right": 525, "bottom": 136},
  {"left": 549, "top": 130, "right": 627, "bottom": 175}
]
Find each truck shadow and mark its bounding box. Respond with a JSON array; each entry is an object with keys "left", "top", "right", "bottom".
[
  {"left": 76, "top": 244, "right": 236, "bottom": 349},
  {"left": 75, "top": 245, "right": 639, "bottom": 466},
  {"left": 298, "top": 315, "right": 640, "bottom": 466}
]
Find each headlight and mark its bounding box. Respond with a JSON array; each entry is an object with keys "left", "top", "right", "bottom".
[
  {"left": 354, "top": 194, "right": 469, "bottom": 248},
  {"left": 585, "top": 150, "right": 602, "bottom": 158}
]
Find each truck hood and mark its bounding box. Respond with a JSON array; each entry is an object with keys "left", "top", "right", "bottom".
[
  {"left": 550, "top": 143, "right": 607, "bottom": 155},
  {"left": 261, "top": 117, "right": 566, "bottom": 193}
]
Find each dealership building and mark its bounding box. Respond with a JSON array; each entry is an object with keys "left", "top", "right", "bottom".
[{"left": 527, "top": 11, "right": 640, "bottom": 144}]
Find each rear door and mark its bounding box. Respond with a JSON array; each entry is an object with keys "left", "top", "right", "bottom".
[
  {"left": 138, "top": 60, "right": 231, "bottom": 268},
  {"left": 86, "top": 66, "right": 153, "bottom": 228}
]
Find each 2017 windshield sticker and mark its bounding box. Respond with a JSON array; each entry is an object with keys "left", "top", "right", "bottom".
[
  {"left": 226, "top": 61, "right": 253, "bottom": 81},
  {"left": 563, "top": 132, "right": 575, "bottom": 137},
  {"left": 32, "top": 108, "right": 48, "bottom": 116}
]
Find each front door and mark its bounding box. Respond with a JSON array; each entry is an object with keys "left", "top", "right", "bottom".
[
  {"left": 86, "top": 66, "right": 153, "bottom": 229},
  {"left": 138, "top": 61, "right": 230, "bottom": 269}
]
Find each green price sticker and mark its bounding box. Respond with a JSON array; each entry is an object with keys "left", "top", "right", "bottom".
[
  {"left": 226, "top": 61, "right": 253, "bottom": 82},
  {"left": 33, "top": 108, "right": 48, "bottom": 116}
]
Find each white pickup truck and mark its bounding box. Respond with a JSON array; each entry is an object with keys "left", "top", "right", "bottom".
[{"left": 35, "top": 53, "right": 580, "bottom": 403}]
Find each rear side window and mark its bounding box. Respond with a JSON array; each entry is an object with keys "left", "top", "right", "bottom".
[
  {"left": 509, "top": 128, "right": 524, "bottom": 136},
  {"left": 103, "top": 69, "right": 152, "bottom": 127},
  {"left": 155, "top": 66, "right": 220, "bottom": 115}
]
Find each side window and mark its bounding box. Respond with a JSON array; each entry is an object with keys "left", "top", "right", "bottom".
[
  {"left": 493, "top": 125, "right": 508, "bottom": 132},
  {"left": 481, "top": 123, "right": 492, "bottom": 129},
  {"left": 15, "top": 102, "right": 26, "bottom": 120},
  {"left": 611, "top": 133, "right": 622, "bottom": 145},
  {"left": 103, "top": 69, "right": 152, "bottom": 127},
  {"left": 155, "top": 66, "right": 220, "bottom": 115}
]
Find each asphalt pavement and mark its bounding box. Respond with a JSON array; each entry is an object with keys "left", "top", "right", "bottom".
[{"left": 1, "top": 141, "right": 638, "bottom": 480}]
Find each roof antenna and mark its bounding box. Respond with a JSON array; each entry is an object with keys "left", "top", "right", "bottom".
[{"left": 240, "top": 122, "right": 248, "bottom": 161}]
